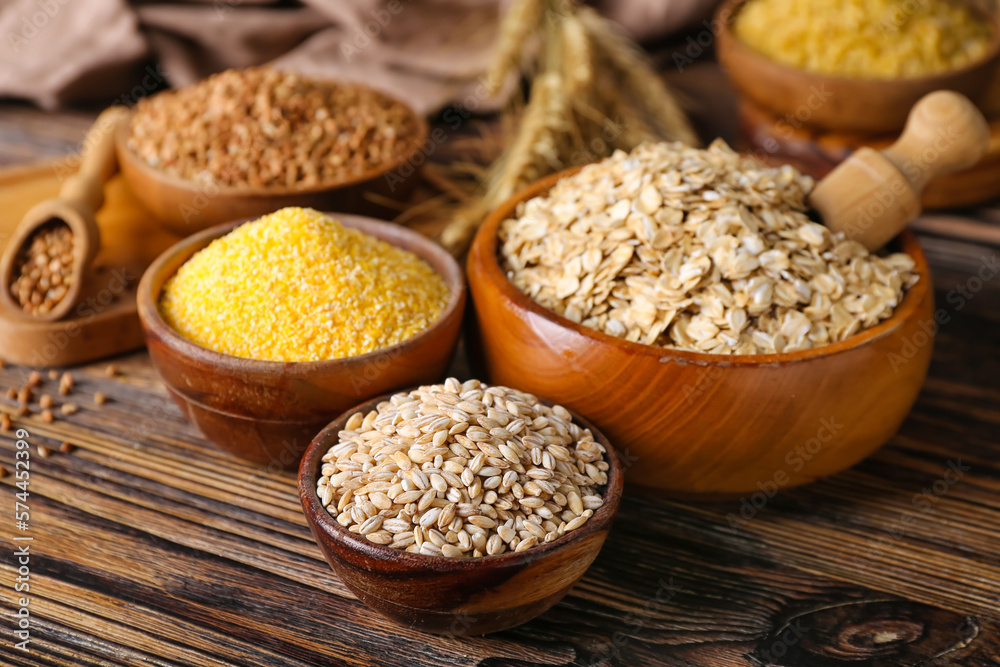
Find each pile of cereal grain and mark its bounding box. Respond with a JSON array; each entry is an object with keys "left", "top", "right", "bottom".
[
  {"left": 735, "top": 0, "right": 992, "bottom": 79},
  {"left": 127, "top": 67, "right": 421, "bottom": 189},
  {"left": 160, "top": 207, "right": 449, "bottom": 361},
  {"left": 316, "top": 378, "right": 608, "bottom": 557},
  {"left": 499, "top": 140, "right": 918, "bottom": 355}
]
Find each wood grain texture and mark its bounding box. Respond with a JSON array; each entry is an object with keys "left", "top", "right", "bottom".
[{"left": 0, "top": 89, "right": 998, "bottom": 665}]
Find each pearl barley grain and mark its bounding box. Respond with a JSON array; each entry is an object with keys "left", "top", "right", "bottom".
[{"left": 316, "top": 379, "right": 607, "bottom": 557}]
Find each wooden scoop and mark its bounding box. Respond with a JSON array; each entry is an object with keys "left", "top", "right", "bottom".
[
  {"left": 809, "top": 91, "right": 990, "bottom": 251},
  {"left": 0, "top": 106, "right": 129, "bottom": 322}
]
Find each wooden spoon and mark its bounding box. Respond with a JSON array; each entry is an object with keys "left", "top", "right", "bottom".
[
  {"left": 809, "top": 91, "right": 990, "bottom": 251},
  {"left": 0, "top": 106, "right": 129, "bottom": 322}
]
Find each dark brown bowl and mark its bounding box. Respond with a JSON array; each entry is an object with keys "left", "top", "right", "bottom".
[
  {"left": 298, "top": 391, "right": 623, "bottom": 635},
  {"left": 716, "top": 0, "right": 1000, "bottom": 133},
  {"left": 137, "top": 214, "right": 465, "bottom": 468},
  {"left": 116, "top": 94, "right": 429, "bottom": 236},
  {"left": 467, "top": 168, "right": 935, "bottom": 498}
]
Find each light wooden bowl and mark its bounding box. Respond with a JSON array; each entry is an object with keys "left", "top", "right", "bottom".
[
  {"left": 116, "top": 99, "right": 429, "bottom": 236},
  {"left": 298, "top": 392, "right": 623, "bottom": 635},
  {"left": 137, "top": 214, "right": 465, "bottom": 468},
  {"left": 467, "top": 169, "right": 935, "bottom": 497},
  {"left": 715, "top": 0, "right": 1000, "bottom": 133}
]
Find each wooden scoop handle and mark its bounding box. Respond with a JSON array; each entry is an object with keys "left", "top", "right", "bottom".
[
  {"left": 59, "top": 106, "right": 130, "bottom": 212},
  {"left": 809, "top": 91, "right": 990, "bottom": 251}
]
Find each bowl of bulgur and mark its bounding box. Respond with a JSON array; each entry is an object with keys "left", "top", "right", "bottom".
[
  {"left": 137, "top": 207, "right": 465, "bottom": 468},
  {"left": 715, "top": 0, "right": 1000, "bottom": 133},
  {"left": 467, "top": 141, "right": 935, "bottom": 497},
  {"left": 298, "top": 380, "right": 623, "bottom": 635},
  {"left": 117, "top": 67, "right": 430, "bottom": 234}
]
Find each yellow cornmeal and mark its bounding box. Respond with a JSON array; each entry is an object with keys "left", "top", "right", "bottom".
[
  {"left": 735, "top": 0, "right": 993, "bottom": 79},
  {"left": 160, "top": 207, "right": 449, "bottom": 362}
]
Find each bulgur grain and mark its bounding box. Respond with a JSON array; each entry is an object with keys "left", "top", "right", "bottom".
[
  {"left": 59, "top": 441, "right": 75, "bottom": 454},
  {"left": 0, "top": 413, "right": 10, "bottom": 432},
  {"left": 60, "top": 403, "right": 78, "bottom": 415},
  {"left": 41, "top": 409, "right": 54, "bottom": 423},
  {"left": 160, "top": 207, "right": 450, "bottom": 362},
  {"left": 27, "top": 371, "right": 41, "bottom": 387},
  {"left": 39, "top": 394, "right": 53, "bottom": 409},
  {"left": 37, "top": 445, "right": 51, "bottom": 458},
  {"left": 48, "top": 370, "right": 59, "bottom": 380},
  {"left": 105, "top": 364, "right": 118, "bottom": 378},
  {"left": 94, "top": 392, "right": 107, "bottom": 406},
  {"left": 17, "top": 387, "right": 31, "bottom": 404}
]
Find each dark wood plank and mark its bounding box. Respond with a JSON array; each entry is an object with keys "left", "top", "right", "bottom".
[{"left": 0, "top": 68, "right": 998, "bottom": 665}]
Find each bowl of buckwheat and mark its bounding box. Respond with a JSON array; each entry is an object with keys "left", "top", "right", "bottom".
[
  {"left": 298, "top": 379, "right": 623, "bottom": 635},
  {"left": 117, "top": 67, "right": 429, "bottom": 235},
  {"left": 467, "top": 140, "right": 934, "bottom": 497}
]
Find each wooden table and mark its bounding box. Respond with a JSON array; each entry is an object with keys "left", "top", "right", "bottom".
[{"left": 1, "top": 86, "right": 999, "bottom": 666}]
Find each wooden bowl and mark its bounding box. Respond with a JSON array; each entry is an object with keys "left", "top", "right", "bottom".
[
  {"left": 715, "top": 0, "right": 1000, "bottom": 134},
  {"left": 298, "top": 392, "right": 624, "bottom": 635},
  {"left": 137, "top": 214, "right": 465, "bottom": 468},
  {"left": 116, "top": 102, "right": 429, "bottom": 236},
  {"left": 467, "top": 169, "right": 935, "bottom": 498}
]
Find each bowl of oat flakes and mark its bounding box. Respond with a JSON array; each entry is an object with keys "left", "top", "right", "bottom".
[
  {"left": 117, "top": 67, "right": 429, "bottom": 234},
  {"left": 467, "top": 140, "right": 934, "bottom": 497}
]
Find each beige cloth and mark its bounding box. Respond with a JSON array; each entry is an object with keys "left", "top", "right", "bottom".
[{"left": 0, "top": 0, "right": 719, "bottom": 113}]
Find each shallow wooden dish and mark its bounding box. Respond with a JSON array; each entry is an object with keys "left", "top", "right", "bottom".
[
  {"left": 467, "top": 168, "right": 935, "bottom": 497},
  {"left": 715, "top": 0, "right": 1000, "bottom": 133},
  {"left": 137, "top": 214, "right": 465, "bottom": 468},
  {"left": 298, "top": 392, "right": 623, "bottom": 635},
  {"left": 116, "top": 99, "right": 429, "bottom": 236}
]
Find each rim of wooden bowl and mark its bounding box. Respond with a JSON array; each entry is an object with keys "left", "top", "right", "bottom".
[
  {"left": 115, "top": 85, "right": 430, "bottom": 199},
  {"left": 136, "top": 213, "right": 465, "bottom": 376},
  {"left": 298, "top": 391, "right": 624, "bottom": 570},
  {"left": 716, "top": 0, "right": 1000, "bottom": 89},
  {"left": 470, "top": 166, "right": 933, "bottom": 368}
]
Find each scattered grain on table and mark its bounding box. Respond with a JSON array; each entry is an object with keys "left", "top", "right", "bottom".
[
  {"left": 60, "top": 403, "right": 78, "bottom": 415},
  {"left": 93, "top": 392, "right": 107, "bottom": 406},
  {"left": 59, "top": 441, "right": 75, "bottom": 454}
]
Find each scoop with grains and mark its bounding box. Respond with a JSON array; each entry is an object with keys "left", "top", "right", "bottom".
[
  {"left": 316, "top": 378, "right": 608, "bottom": 558},
  {"left": 499, "top": 140, "right": 918, "bottom": 355}
]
